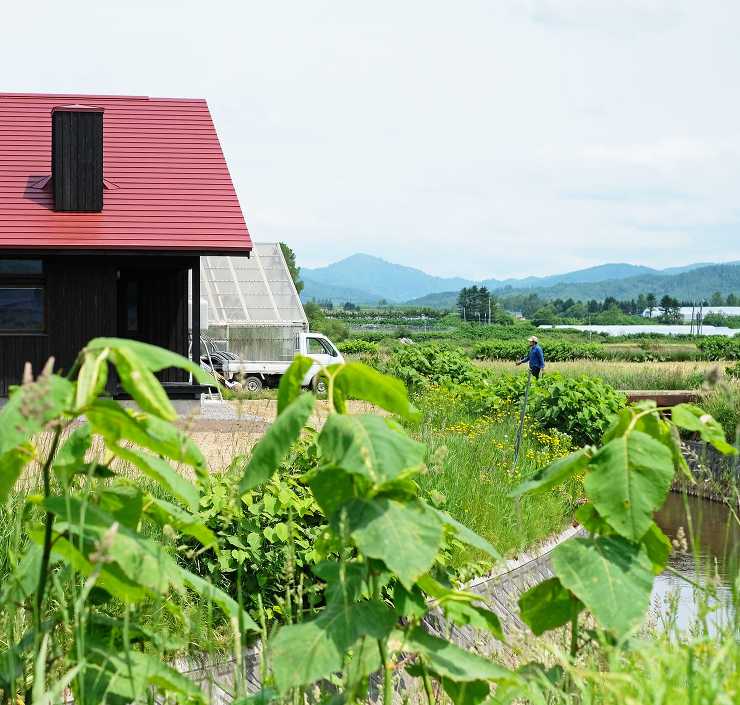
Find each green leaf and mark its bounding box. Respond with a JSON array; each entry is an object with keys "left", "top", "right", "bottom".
[
  {"left": 0, "top": 375, "right": 73, "bottom": 455},
  {"left": 332, "top": 362, "right": 418, "bottom": 419},
  {"left": 98, "top": 485, "right": 143, "bottom": 530},
  {"left": 110, "top": 347, "right": 177, "bottom": 421},
  {"left": 441, "top": 678, "right": 491, "bottom": 705},
  {"left": 551, "top": 536, "right": 654, "bottom": 638},
  {"left": 429, "top": 508, "right": 501, "bottom": 561},
  {"left": 345, "top": 498, "right": 444, "bottom": 589},
  {"left": 76, "top": 648, "right": 205, "bottom": 705},
  {"left": 239, "top": 393, "right": 315, "bottom": 493},
  {"left": 313, "top": 561, "right": 367, "bottom": 605},
  {"left": 307, "top": 466, "right": 360, "bottom": 518},
  {"left": 584, "top": 431, "right": 675, "bottom": 542},
  {"left": 671, "top": 403, "right": 737, "bottom": 455},
  {"left": 393, "top": 582, "right": 428, "bottom": 619},
  {"left": 318, "top": 414, "right": 425, "bottom": 485},
  {"left": 112, "top": 446, "right": 199, "bottom": 512},
  {"left": 52, "top": 423, "right": 92, "bottom": 484},
  {"left": 518, "top": 577, "right": 583, "bottom": 636},
  {"left": 271, "top": 600, "right": 395, "bottom": 691},
  {"left": 443, "top": 601, "right": 504, "bottom": 641},
  {"left": 45, "top": 497, "right": 184, "bottom": 595},
  {"left": 642, "top": 522, "right": 672, "bottom": 574},
  {"left": 0, "top": 444, "right": 34, "bottom": 503},
  {"left": 179, "top": 569, "right": 259, "bottom": 631},
  {"left": 144, "top": 497, "right": 217, "bottom": 548},
  {"left": 277, "top": 355, "right": 313, "bottom": 414},
  {"left": 86, "top": 399, "right": 207, "bottom": 479},
  {"left": 509, "top": 447, "right": 591, "bottom": 498},
  {"left": 75, "top": 348, "right": 109, "bottom": 410},
  {"left": 87, "top": 336, "right": 217, "bottom": 387},
  {"left": 574, "top": 503, "right": 612, "bottom": 535},
  {"left": 400, "top": 626, "right": 511, "bottom": 682}
]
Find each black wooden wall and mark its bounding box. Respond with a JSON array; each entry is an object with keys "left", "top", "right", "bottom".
[{"left": 0, "top": 255, "right": 191, "bottom": 395}]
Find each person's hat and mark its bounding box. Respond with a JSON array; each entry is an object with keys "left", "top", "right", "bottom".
[{"left": 528, "top": 336, "right": 538, "bottom": 343}]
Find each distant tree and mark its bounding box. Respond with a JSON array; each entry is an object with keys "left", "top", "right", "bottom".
[
  {"left": 645, "top": 293, "right": 657, "bottom": 317},
  {"left": 378, "top": 298, "right": 388, "bottom": 306},
  {"left": 636, "top": 293, "right": 648, "bottom": 314},
  {"left": 727, "top": 293, "right": 739, "bottom": 306},
  {"left": 531, "top": 304, "right": 558, "bottom": 326},
  {"left": 710, "top": 291, "right": 724, "bottom": 306},
  {"left": 279, "top": 242, "right": 304, "bottom": 295},
  {"left": 343, "top": 302, "right": 359, "bottom": 311},
  {"left": 587, "top": 299, "right": 600, "bottom": 314}
]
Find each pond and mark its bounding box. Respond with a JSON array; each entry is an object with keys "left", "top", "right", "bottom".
[{"left": 652, "top": 492, "right": 739, "bottom": 633}]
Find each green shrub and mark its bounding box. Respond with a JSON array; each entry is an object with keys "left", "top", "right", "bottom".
[
  {"left": 385, "top": 344, "right": 481, "bottom": 388},
  {"left": 490, "top": 372, "right": 627, "bottom": 446},
  {"left": 726, "top": 361, "right": 740, "bottom": 379},
  {"left": 697, "top": 337, "right": 740, "bottom": 360},
  {"left": 337, "top": 338, "right": 380, "bottom": 355},
  {"left": 473, "top": 340, "right": 607, "bottom": 362}
]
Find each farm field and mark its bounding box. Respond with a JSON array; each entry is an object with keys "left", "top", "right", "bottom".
[{"left": 2, "top": 337, "right": 738, "bottom": 704}]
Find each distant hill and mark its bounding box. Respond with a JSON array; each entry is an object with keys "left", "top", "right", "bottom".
[
  {"left": 489, "top": 263, "right": 740, "bottom": 303},
  {"left": 301, "top": 276, "right": 383, "bottom": 305},
  {"left": 300, "top": 253, "right": 740, "bottom": 306},
  {"left": 302, "top": 254, "right": 473, "bottom": 302}
]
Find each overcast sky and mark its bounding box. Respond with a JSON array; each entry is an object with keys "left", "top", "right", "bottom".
[{"left": 4, "top": 1, "right": 740, "bottom": 279}]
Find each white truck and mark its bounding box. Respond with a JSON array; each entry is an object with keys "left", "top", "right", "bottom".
[{"left": 219, "top": 330, "right": 344, "bottom": 393}]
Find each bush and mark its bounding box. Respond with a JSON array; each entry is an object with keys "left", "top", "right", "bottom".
[
  {"left": 337, "top": 338, "right": 380, "bottom": 355},
  {"left": 385, "top": 344, "right": 481, "bottom": 389},
  {"left": 490, "top": 372, "right": 627, "bottom": 446},
  {"left": 697, "top": 337, "right": 740, "bottom": 360},
  {"left": 474, "top": 340, "right": 607, "bottom": 362}
]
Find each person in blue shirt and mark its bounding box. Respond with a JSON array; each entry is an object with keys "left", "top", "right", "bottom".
[{"left": 516, "top": 336, "right": 545, "bottom": 378}]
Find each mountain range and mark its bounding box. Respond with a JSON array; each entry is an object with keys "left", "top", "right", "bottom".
[{"left": 300, "top": 254, "right": 740, "bottom": 306}]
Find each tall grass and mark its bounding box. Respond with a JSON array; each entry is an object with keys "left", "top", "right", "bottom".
[
  {"left": 409, "top": 386, "right": 580, "bottom": 571},
  {"left": 477, "top": 359, "right": 718, "bottom": 390}
]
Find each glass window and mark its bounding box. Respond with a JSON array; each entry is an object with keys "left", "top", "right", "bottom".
[
  {"left": 0, "top": 259, "right": 43, "bottom": 274},
  {"left": 0, "top": 288, "right": 44, "bottom": 331},
  {"left": 307, "top": 337, "right": 329, "bottom": 355}
]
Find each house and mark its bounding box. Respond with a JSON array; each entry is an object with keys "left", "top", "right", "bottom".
[
  {"left": 0, "top": 93, "right": 251, "bottom": 397},
  {"left": 641, "top": 306, "right": 740, "bottom": 322}
]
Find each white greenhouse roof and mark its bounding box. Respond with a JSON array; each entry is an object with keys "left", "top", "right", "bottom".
[{"left": 200, "top": 243, "right": 307, "bottom": 326}]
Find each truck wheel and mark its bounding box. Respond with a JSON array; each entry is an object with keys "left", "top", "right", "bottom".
[
  {"left": 244, "top": 375, "right": 263, "bottom": 393},
  {"left": 312, "top": 376, "right": 327, "bottom": 395}
]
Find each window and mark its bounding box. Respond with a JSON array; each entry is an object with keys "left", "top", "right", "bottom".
[
  {"left": 0, "top": 260, "right": 45, "bottom": 333},
  {"left": 307, "top": 337, "right": 337, "bottom": 356}
]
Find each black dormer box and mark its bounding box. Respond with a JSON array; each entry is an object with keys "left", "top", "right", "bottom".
[{"left": 51, "top": 105, "right": 104, "bottom": 212}]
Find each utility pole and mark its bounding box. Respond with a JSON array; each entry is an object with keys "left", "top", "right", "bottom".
[{"left": 488, "top": 295, "right": 491, "bottom": 324}]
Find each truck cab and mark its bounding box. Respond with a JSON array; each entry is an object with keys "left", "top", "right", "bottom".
[{"left": 221, "top": 330, "right": 344, "bottom": 393}]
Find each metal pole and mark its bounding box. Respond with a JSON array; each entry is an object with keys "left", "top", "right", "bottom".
[{"left": 513, "top": 368, "right": 533, "bottom": 470}]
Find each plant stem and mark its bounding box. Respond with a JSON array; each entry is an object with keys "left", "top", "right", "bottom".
[
  {"left": 35, "top": 426, "right": 63, "bottom": 634},
  {"left": 379, "top": 638, "right": 393, "bottom": 705},
  {"left": 420, "top": 660, "right": 436, "bottom": 705},
  {"left": 569, "top": 611, "right": 579, "bottom": 659}
]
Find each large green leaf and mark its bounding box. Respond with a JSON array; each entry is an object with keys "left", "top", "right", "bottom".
[
  {"left": 345, "top": 498, "right": 443, "bottom": 589},
  {"left": 86, "top": 399, "right": 207, "bottom": 479},
  {"left": 277, "top": 355, "right": 313, "bottom": 414},
  {"left": 441, "top": 678, "right": 491, "bottom": 705},
  {"left": 76, "top": 647, "right": 205, "bottom": 705},
  {"left": 518, "top": 577, "right": 583, "bottom": 636},
  {"left": 45, "top": 497, "right": 184, "bottom": 595},
  {"left": 271, "top": 599, "right": 395, "bottom": 691},
  {"left": 443, "top": 601, "right": 504, "bottom": 641},
  {"left": 75, "top": 348, "right": 109, "bottom": 410},
  {"left": 318, "top": 414, "right": 425, "bottom": 485},
  {"left": 145, "top": 497, "right": 216, "bottom": 548},
  {"left": 642, "top": 522, "right": 672, "bottom": 574},
  {"left": 239, "top": 392, "right": 315, "bottom": 493},
  {"left": 52, "top": 423, "right": 92, "bottom": 484},
  {"left": 671, "top": 403, "right": 737, "bottom": 455},
  {"left": 0, "top": 444, "right": 34, "bottom": 503},
  {"left": 551, "top": 536, "right": 654, "bottom": 638},
  {"left": 429, "top": 508, "right": 501, "bottom": 561},
  {"left": 584, "top": 430, "right": 674, "bottom": 541},
  {"left": 400, "top": 626, "right": 511, "bottom": 682},
  {"left": 509, "top": 447, "right": 591, "bottom": 498},
  {"left": 0, "top": 375, "right": 73, "bottom": 455},
  {"left": 307, "top": 466, "right": 359, "bottom": 518},
  {"left": 109, "top": 346, "right": 177, "bottom": 420},
  {"left": 86, "top": 337, "right": 217, "bottom": 387},
  {"left": 112, "top": 446, "right": 199, "bottom": 512},
  {"left": 332, "top": 362, "right": 418, "bottom": 419}
]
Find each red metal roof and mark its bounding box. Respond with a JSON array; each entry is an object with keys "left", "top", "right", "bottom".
[{"left": 0, "top": 93, "right": 252, "bottom": 253}]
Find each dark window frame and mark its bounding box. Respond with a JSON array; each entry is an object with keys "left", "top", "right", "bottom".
[{"left": 0, "top": 259, "right": 47, "bottom": 335}]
